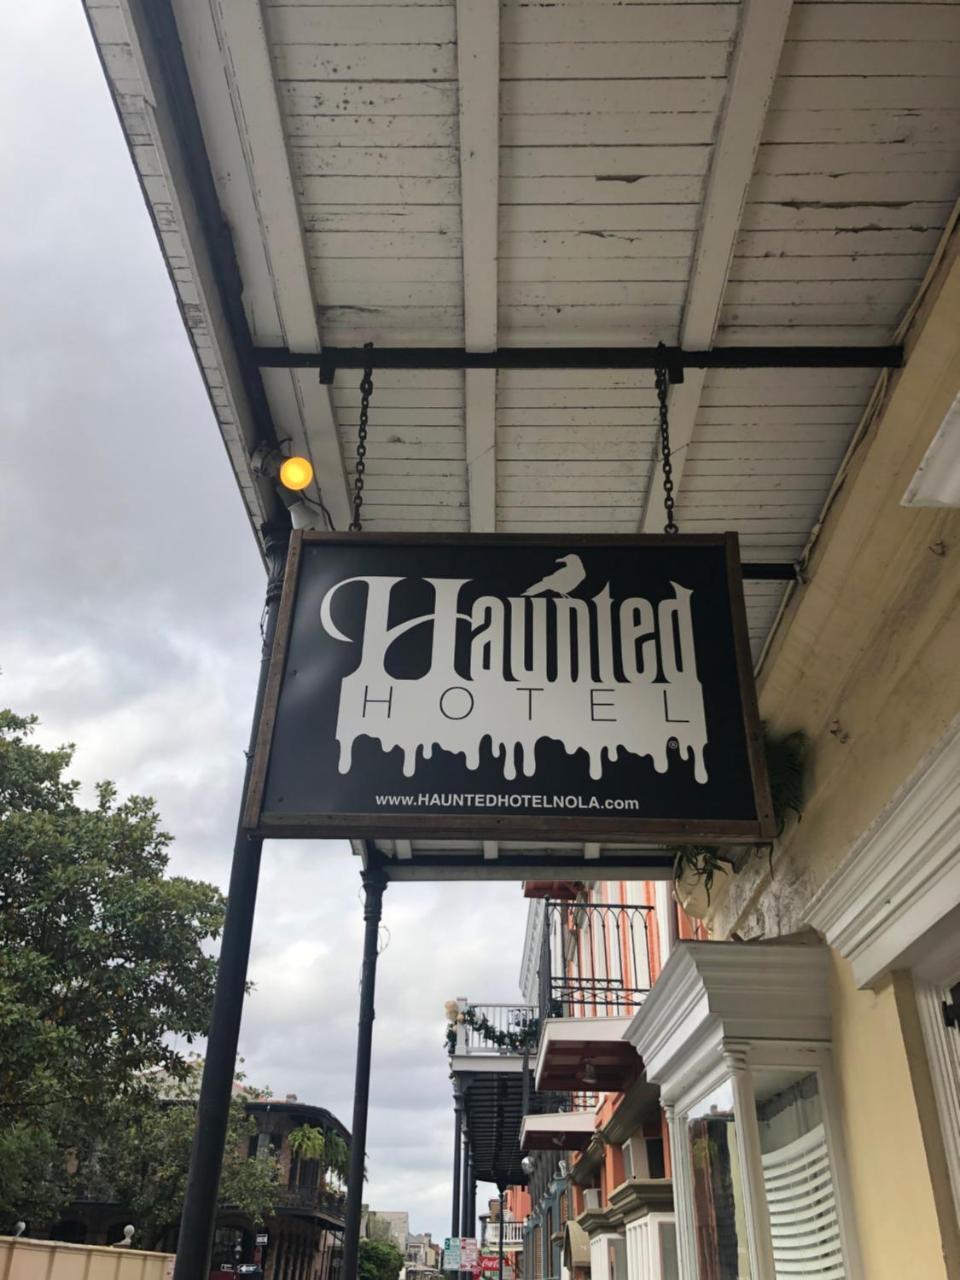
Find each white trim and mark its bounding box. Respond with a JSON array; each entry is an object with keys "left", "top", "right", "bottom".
[
  {"left": 805, "top": 715, "right": 960, "bottom": 989},
  {"left": 915, "top": 976, "right": 960, "bottom": 1228}
]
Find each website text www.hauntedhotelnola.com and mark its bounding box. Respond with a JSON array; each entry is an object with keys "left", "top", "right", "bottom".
[{"left": 374, "top": 792, "right": 641, "bottom": 811}]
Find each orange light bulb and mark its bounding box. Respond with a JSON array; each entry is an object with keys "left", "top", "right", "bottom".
[{"left": 279, "top": 455, "right": 314, "bottom": 492}]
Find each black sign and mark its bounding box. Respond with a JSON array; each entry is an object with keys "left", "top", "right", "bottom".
[{"left": 245, "top": 533, "right": 773, "bottom": 844}]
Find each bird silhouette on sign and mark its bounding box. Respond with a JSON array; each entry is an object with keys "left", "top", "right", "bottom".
[{"left": 522, "top": 554, "right": 586, "bottom": 598}]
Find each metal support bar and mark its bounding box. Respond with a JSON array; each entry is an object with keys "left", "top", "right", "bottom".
[
  {"left": 172, "top": 522, "right": 288, "bottom": 1280},
  {"left": 452, "top": 1083, "right": 464, "bottom": 1241},
  {"left": 461, "top": 1136, "right": 473, "bottom": 1239},
  {"left": 341, "top": 854, "right": 388, "bottom": 1280},
  {"left": 254, "top": 343, "right": 903, "bottom": 382},
  {"left": 497, "top": 1187, "right": 505, "bottom": 1280}
]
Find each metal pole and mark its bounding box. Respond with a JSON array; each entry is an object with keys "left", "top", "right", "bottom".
[
  {"left": 497, "top": 1187, "right": 505, "bottom": 1280},
  {"left": 341, "top": 857, "right": 388, "bottom": 1280},
  {"left": 460, "top": 1137, "right": 472, "bottom": 1280},
  {"left": 172, "top": 521, "right": 288, "bottom": 1280},
  {"left": 451, "top": 1082, "right": 464, "bottom": 1240}
]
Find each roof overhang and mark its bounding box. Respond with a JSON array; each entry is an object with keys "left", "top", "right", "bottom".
[
  {"left": 520, "top": 1111, "right": 595, "bottom": 1152},
  {"left": 534, "top": 1017, "right": 638, "bottom": 1093}
]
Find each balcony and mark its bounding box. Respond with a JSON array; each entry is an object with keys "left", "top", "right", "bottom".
[
  {"left": 275, "top": 1183, "right": 346, "bottom": 1223},
  {"left": 520, "top": 1091, "right": 599, "bottom": 1152},
  {"left": 481, "top": 1220, "right": 525, "bottom": 1251},
  {"left": 534, "top": 899, "right": 652, "bottom": 1093},
  {"left": 450, "top": 1002, "right": 539, "bottom": 1061}
]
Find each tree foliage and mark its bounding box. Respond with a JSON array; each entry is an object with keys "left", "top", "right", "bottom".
[
  {"left": 359, "top": 1238, "right": 405, "bottom": 1280},
  {"left": 0, "top": 710, "right": 227, "bottom": 1228},
  {"left": 84, "top": 1064, "right": 278, "bottom": 1248}
]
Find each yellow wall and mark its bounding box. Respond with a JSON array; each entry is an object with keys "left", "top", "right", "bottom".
[
  {"left": 0, "top": 1236, "right": 173, "bottom": 1280},
  {"left": 701, "top": 231, "right": 960, "bottom": 1275},
  {"left": 829, "top": 954, "right": 948, "bottom": 1280}
]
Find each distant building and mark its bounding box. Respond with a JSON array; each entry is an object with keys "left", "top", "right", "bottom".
[
  {"left": 405, "top": 1232, "right": 441, "bottom": 1273},
  {"left": 52, "top": 1093, "right": 350, "bottom": 1280},
  {"left": 363, "top": 1211, "right": 409, "bottom": 1252}
]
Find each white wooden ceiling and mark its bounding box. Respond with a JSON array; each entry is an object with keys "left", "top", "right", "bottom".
[{"left": 86, "top": 0, "right": 960, "bottom": 663}]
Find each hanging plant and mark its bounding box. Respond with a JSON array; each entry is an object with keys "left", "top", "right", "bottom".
[
  {"left": 670, "top": 726, "right": 808, "bottom": 898},
  {"left": 288, "top": 1123, "right": 326, "bottom": 1162}
]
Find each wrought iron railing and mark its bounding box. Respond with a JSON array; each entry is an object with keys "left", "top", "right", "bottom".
[
  {"left": 538, "top": 899, "right": 654, "bottom": 1022},
  {"left": 482, "top": 1221, "right": 525, "bottom": 1249},
  {"left": 276, "top": 1183, "right": 346, "bottom": 1220}
]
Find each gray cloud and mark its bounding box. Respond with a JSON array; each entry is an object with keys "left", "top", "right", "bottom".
[{"left": 0, "top": 0, "right": 527, "bottom": 1242}]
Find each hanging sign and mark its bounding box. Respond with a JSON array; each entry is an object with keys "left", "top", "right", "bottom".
[{"left": 245, "top": 533, "right": 773, "bottom": 844}]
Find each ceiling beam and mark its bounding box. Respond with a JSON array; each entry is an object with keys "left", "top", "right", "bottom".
[
  {"left": 174, "top": 0, "right": 352, "bottom": 529},
  {"left": 640, "top": 0, "right": 795, "bottom": 532},
  {"left": 456, "top": 0, "right": 500, "bottom": 533}
]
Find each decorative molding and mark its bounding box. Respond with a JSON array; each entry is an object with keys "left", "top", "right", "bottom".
[
  {"left": 607, "top": 1179, "right": 675, "bottom": 1223},
  {"left": 625, "top": 941, "right": 831, "bottom": 1100},
  {"left": 806, "top": 715, "right": 960, "bottom": 988}
]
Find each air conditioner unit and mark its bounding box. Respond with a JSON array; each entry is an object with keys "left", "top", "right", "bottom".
[{"left": 583, "top": 1188, "right": 601, "bottom": 1210}]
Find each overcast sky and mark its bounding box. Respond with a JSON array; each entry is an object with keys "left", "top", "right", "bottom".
[{"left": 0, "top": 0, "right": 528, "bottom": 1241}]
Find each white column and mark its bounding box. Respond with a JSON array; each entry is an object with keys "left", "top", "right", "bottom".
[
  {"left": 664, "top": 1103, "right": 698, "bottom": 1280},
  {"left": 724, "top": 1043, "right": 776, "bottom": 1280}
]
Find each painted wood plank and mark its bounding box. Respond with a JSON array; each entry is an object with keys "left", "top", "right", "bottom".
[
  {"left": 290, "top": 146, "right": 459, "bottom": 178},
  {"left": 682, "top": 457, "right": 841, "bottom": 476},
  {"left": 502, "top": 112, "right": 720, "bottom": 147},
  {"left": 267, "top": 6, "right": 457, "bottom": 45},
  {"left": 749, "top": 171, "right": 960, "bottom": 204},
  {"left": 778, "top": 39, "right": 960, "bottom": 77},
  {"left": 339, "top": 439, "right": 465, "bottom": 459},
  {"left": 721, "top": 302, "right": 915, "bottom": 326},
  {"left": 717, "top": 324, "right": 899, "bottom": 343},
  {"left": 501, "top": 40, "right": 729, "bottom": 79},
  {"left": 500, "top": 205, "right": 701, "bottom": 232},
  {"left": 695, "top": 413, "right": 858, "bottom": 432},
  {"left": 501, "top": 4, "right": 738, "bottom": 43},
  {"left": 306, "top": 230, "right": 461, "bottom": 256},
  {"left": 755, "top": 141, "right": 960, "bottom": 177},
  {"left": 273, "top": 42, "right": 456, "bottom": 82},
  {"left": 500, "top": 280, "right": 687, "bottom": 306},
  {"left": 321, "top": 280, "right": 463, "bottom": 306},
  {"left": 358, "top": 490, "right": 468, "bottom": 508},
  {"left": 501, "top": 79, "right": 727, "bottom": 115},
  {"left": 335, "top": 388, "right": 463, "bottom": 409},
  {"left": 497, "top": 491, "right": 644, "bottom": 508},
  {"left": 501, "top": 146, "right": 712, "bottom": 178},
  {"left": 500, "top": 255, "right": 693, "bottom": 281},
  {"left": 787, "top": 3, "right": 960, "bottom": 42},
  {"left": 500, "top": 176, "right": 705, "bottom": 205},
  {"left": 762, "top": 109, "right": 960, "bottom": 145},
  {"left": 700, "top": 384, "right": 873, "bottom": 406},
  {"left": 297, "top": 175, "right": 460, "bottom": 203},
  {"left": 773, "top": 75, "right": 960, "bottom": 112},
  {"left": 280, "top": 81, "right": 456, "bottom": 116},
  {"left": 741, "top": 202, "right": 953, "bottom": 233},
  {"left": 358, "top": 473, "right": 468, "bottom": 492},
  {"left": 499, "top": 230, "right": 695, "bottom": 256},
  {"left": 497, "top": 369, "right": 658, "bottom": 389},
  {"left": 301, "top": 206, "right": 459, "bottom": 233},
  {"left": 498, "top": 389, "right": 656, "bottom": 408},
  {"left": 284, "top": 114, "right": 457, "bottom": 145},
  {"left": 338, "top": 408, "right": 465, "bottom": 427},
  {"left": 336, "top": 368, "right": 463, "bottom": 389},
  {"left": 723, "top": 278, "right": 919, "bottom": 307},
  {"left": 726, "top": 254, "right": 928, "bottom": 281},
  {"left": 317, "top": 256, "right": 463, "bottom": 283},
  {"left": 498, "top": 409, "right": 660, "bottom": 430},
  {"left": 733, "top": 227, "right": 942, "bottom": 256}
]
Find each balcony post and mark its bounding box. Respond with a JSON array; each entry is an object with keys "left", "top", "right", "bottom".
[
  {"left": 461, "top": 1134, "right": 472, "bottom": 1238},
  {"left": 497, "top": 1185, "right": 506, "bottom": 1280},
  {"left": 452, "top": 1080, "right": 464, "bottom": 1240},
  {"left": 341, "top": 856, "right": 388, "bottom": 1280}
]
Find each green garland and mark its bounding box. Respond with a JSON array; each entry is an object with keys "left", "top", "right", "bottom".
[
  {"left": 445, "top": 1006, "right": 541, "bottom": 1055},
  {"left": 670, "top": 726, "right": 808, "bottom": 897}
]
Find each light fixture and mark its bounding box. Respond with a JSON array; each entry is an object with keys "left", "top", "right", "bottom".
[
  {"left": 581, "top": 1060, "right": 598, "bottom": 1087},
  {"left": 251, "top": 442, "right": 315, "bottom": 493},
  {"left": 902, "top": 390, "right": 960, "bottom": 508},
  {"left": 521, "top": 1155, "right": 534, "bottom": 1175}
]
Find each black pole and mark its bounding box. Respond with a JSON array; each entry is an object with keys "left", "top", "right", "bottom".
[
  {"left": 460, "top": 1137, "right": 472, "bottom": 1238},
  {"left": 451, "top": 1082, "right": 464, "bottom": 1241},
  {"left": 497, "top": 1187, "right": 505, "bottom": 1280},
  {"left": 341, "top": 856, "right": 388, "bottom": 1280},
  {"left": 172, "top": 521, "right": 288, "bottom": 1280}
]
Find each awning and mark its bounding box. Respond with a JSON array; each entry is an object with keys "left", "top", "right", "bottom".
[
  {"left": 562, "top": 1221, "right": 591, "bottom": 1272},
  {"left": 520, "top": 1110, "right": 595, "bottom": 1152}
]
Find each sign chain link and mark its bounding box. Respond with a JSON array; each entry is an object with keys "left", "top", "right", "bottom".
[
  {"left": 655, "top": 362, "right": 679, "bottom": 535},
  {"left": 350, "top": 342, "right": 375, "bottom": 532}
]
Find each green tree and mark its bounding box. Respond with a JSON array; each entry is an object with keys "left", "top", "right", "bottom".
[
  {"left": 86, "top": 1065, "right": 278, "bottom": 1248},
  {"left": 0, "top": 710, "right": 226, "bottom": 1227},
  {"left": 359, "top": 1238, "right": 405, "bottom": 1280}
]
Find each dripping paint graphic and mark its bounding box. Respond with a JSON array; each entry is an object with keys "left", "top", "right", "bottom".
[{"left": 318, "top": 555, "right": 709, "bottom": 785}]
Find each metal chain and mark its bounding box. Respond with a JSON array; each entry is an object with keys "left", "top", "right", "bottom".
[
  {"left": 350, "top": 343, "right": 374, "bottom": 532},
  {"left": 655, "top": 363, "right": 679, "bottom": 535}
]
